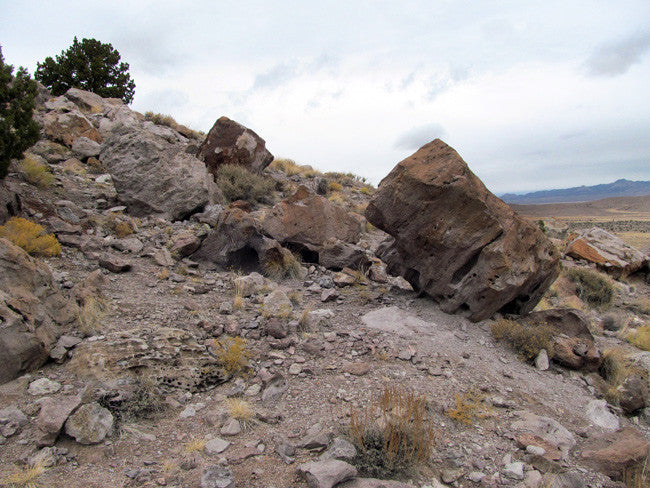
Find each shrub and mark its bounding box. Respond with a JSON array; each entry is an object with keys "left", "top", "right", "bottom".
[
  {"left": 2, "top": 462, "right": 46, "bottom": 487},
  {"left": 36, "top": 37, "right": 135, "bottom": 104},
  {"left": 99, "top": 378, "right": 164, "bottom": 423},
  {"left": 564, "top": 268, "right": 614, "bottom": 309},
  {"left": 113, "top": 220, "right": 134, "bottom": 238},
  {"left": 360, "top": 186, "right": 374, "bottom": 195},
  {"left": 349, "top": 387, "right": 435, "bottom": 479},
  {"left": 490, "top": 319, "right": 555, "bottom": 361},
  {"left": 144, "top": 111, "right": 204, "bottom": 140},
  {"left": 216, "top": 164, "right": 275, "bottom": 205},
  {"left": 328, "top": 191, "right": 345, "bottom": 206},
  {"left": 0, "top": 47, "right": 40, "bottom": 180},
  {"left": 328, "top": 181, "right": 343, "bottom": 192},
  {"left": 446, "top": 389, "right": 492, "bottom": 425},
  {"left": 18, "top": 155, "right": 54, "bottom": 188},
  {"left": 0, "top": 217, "right": 61, "bottom": 257},
  {"left": 627, "top": 324, "right": 650, "bottom": 351},
  {"left": 213, "top": 336, "right": 251, "bottom": 375}
]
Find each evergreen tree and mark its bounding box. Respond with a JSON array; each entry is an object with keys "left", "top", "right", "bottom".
[
  {"left": 36, "top": 37, "right": 135, "bottom": 104},
  {"left": 0, "top": 47, "right": 40, "bottom": 180}
]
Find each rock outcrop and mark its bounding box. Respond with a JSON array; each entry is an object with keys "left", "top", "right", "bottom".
[
  {"left": 366, "top": 139, "right": 560, "bottom": 322},
  {"left": 100, "top": 124, "right": 219, "bottom": 220},
  {"left": 0, "top": 238, "right": 78, "bottom": 384},
  {"left": 263, "top": 186, "right": 363, "bottom": 265},
  {"left": 197, "top": 116, "right": 273, "bottom": 177},
  {"left": 565, "top": 227, "right": 648, "bottom": 278}
]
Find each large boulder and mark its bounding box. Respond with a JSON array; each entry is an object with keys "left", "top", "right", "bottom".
[
  {"left": 0, "top": 238, "right": 78, "bottom": 384},
  {"left": 365, "top": 139, "right": 560, "bottom": 322},
  {"left": 99, "top": 125, "right": 219, "bottom": 220},
  {"left": 40, "top": 98, "right": 103, "bottom": 147},
  {"left": 565, "top": 227, "right": 648, "bottom": 278},
  {"left": 197, "top": 116, "right": 273, "bottom": 177},
  {"left": 263, "top": 186, "right": 362, "bottom": 263},
  {"left": 192, "top": 207, "right": 294, "bottom": 273}
]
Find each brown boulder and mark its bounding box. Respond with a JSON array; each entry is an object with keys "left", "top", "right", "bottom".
[
  {"left": 565, "top": 227, "right": 648, "bottom": 278},
  {"left": 0, "top": 238, "right": 79, "bottom": 384},
  {"left": 192, "top": 207, "right": 293, "bottom": 274},
  {"left": 581, "top": 427, "right": 649, "bottom": 479},
  {"left": 263, "top": 186, "right": 362, "bottom": 263},
  {"left": 365, "top": 139, "right": 560, "bottom": 322},
  {"left": 42, "top": 110, "right": 102, "bottom": 147},
  {"left": 197, "top": 116, "right": 273, "bottom": 177},
  {"left": 523, "top": 309, "right": 601, "bottom": 371}
]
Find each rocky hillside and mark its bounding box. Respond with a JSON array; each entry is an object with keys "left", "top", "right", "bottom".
[
  {"left": 501, "top": 179, "right": 650, "bottom": 205},
  {"left": 0, "top": 87, "right": 649, "bottom": 488}
]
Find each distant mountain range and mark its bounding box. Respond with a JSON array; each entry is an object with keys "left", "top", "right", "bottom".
[{"left": 500, "top": 179, "right": 650, "bottom": 204}]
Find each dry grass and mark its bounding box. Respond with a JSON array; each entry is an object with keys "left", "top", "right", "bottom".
[
  {"left": 349, "top": 387, "right": 435, "bottom": 478},
  {"left": 564, "top": 267, "right": 614, "bottom": 309},
  {"left": 226, "top": 398, "right": 255, "bottom": 430},
  {"left": 213, "top": 336, "right": 251, "bottom": 375},
  {"left": 157, "top": 268, "right": 170, "bottom": 280},
  {"left": 328, "top": 181, "right": 343, "bottom": 192},
  {"left": 626, "top": 324, "right": 650, "bottom": 351},
  {"left": 490, "top": 319, "right": 555, "bottom": 361},
  {"left": 18, "top": 155, "right": 54, "bottom": 188},
  {"left": 446, "top": 388, "right": 493, "bottom": 425},
  {"left": 623, "top": 454, "right": 649, "bottom": 488},
  {"left": 113, "top": 220, "right": 134, "bottom": 238},
  {"left": 216, "top": 164, "right": 275, "bottom": 205},
  {"left": 0, "top": 217, "right": 61, "bottom": 257},
  {"left": 144, "top": 111, "right": 204, "bottom": 140},
  {"left": 78, "top": 296, "right": 108, "bottom": 336},
  {"left": 2, "top": 462, "right": 46, "bottom": 488},
  {"left": 298, "top": 307, "right": 312, "bottom": 332},
  {"left": 183, "top": 437, "right": 207, "bottom": 453},
  {"left": 328, "top": 191, "right": 346, "bottom": 206},
  {"left": 268, "top": 158, "right": 322, "bottom": 178},
  {"left": 262, "top": 251, "right": 302, "bottom": 280},
  {"left": 599, "top": 348, "right": 639, "bottom": 403}
]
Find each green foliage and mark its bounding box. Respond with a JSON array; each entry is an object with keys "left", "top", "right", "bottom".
[
  {"left": 565, "top": 267, "right": 614, "bottom": 309},
  {"left": 0, "top": 47, "right": 40, "bottom": 180},
  {"left": 216, "top": 164, "right": 275, "bottom": 205},
  {"left": 490, "top": 318, "right": 555, "bottom": 361},
  {"left": 349, "top": 387, "right": 435, "bottom": 479},
  {"left": 36, "top": 37, "right": 135, "bottom": 104}
]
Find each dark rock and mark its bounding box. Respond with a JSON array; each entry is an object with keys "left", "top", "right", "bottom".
[
  {"left": 581, "top": 427, "right": 649, "bottom": 479},
  {"left": 99, "top": 253, "right": 132, "bottom": 273},
  {"left": 318, "top": 239, "right": 371, "bottom": 271},
  {"left": 198, "top": 116, "right": 273, "bottom": 177},
  {"left": 365, "top": 139, "right": 560, "bottom": 322}
]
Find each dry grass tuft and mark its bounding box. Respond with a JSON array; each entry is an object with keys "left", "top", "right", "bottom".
[
  {"left": 144, "top": 111, "right": 204, "bottom": 140},
  {"left": 328, "top": 181, "right": 343, "bottom": 192},
  {"left": 328, "top": 191, "right": 345, "bottom": 206},
  {"left": 262, "top": 251, "right": 302, "bottom": 280},
  {"left": 623, "top": 453, "right": 649, "bottom": 488},
  {"left": 226, "top": 398, "right": 255, "bottom": 430},
  {"left": 490, "top": 319, "right": 555, "bottom": 361},
  {"left": 626, "top": 324, "right": 650, "bottom": 351},
  {"left": 78, "top": 296, "right": 108, "bottom": 336},
  {"left": 213, "top": 336, "right": 251, "bottom": 375},
  {"left": 564, "top": 267, "right": 614, "bottom": 309},
  {"left": 113, "top": 220, "right": 134, "bottom": 238},
  {"left": 349, "top": 387, "right": 435, "bottom": 478},
  {"left": 2, "top": 462, "right": 46, "bottom": 488},
  {"left": 216, "top": 164, "right": 275, "bottom": 205},
  {"left": 446, "top": 388, "right": 493, "bottom": 425},
  {"left": 18, "top": 155, "right": 54, "bottom": 188},
  {"left": 183, "top": 437, "right": 207, "bottom": 453},
  {"left": 0, "top": 217, "right": 61, "bottom": 257}
]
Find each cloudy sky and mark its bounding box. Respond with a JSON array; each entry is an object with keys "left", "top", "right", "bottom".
[{"left": 2, "top": 1, "right": 649, "bottom": 194}]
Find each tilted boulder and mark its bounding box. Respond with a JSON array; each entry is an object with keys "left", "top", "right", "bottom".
[
  {"left": 0, "top": 238, "right": 78, "bottom": 384},
  {"left": 263, "top": 186, "right": 362, "bottom": 264},
  {"left": 365, "top": 139, "right": 560, "bottom": 322},
  {"left": 197, "top": 116, "right": 273, "bottom": 177},
  {"left": 565, "top": 227, "right": 648, "bottom": 278},
  {"left": 100, "top": 125, "right": 219, "bottom": 220},
  {"left": 41, "top": 108, "right": 102, "bottom": 147},
  {"left": 192, "top": 207, "right": 294, "bottom": 273}
]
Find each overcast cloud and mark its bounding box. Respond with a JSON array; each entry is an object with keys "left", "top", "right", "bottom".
[{"left": 1, "top": 0, "right": 649, "bottom": 194}]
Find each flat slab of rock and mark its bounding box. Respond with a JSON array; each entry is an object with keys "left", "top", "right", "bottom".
[
  {"left": 365, "top": 139, "right": 560, "bottom": 322},
  {"left": 297, "top": 459, "right": 357, "bottom": 488},
  {"left": 511, "top": 411, "right": 576, "bottom": 459},
  {"left": 565, "top": 227, "right": 648, "bottom": 277},
  {"left": 360, "top": 307, "right": 428, "bottom": 337},
  {"left": 197, "top": 116, "right": 273, "bottom": 176}
]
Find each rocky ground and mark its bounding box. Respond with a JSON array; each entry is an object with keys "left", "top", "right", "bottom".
[{"left": 0, "top": 88, "right": 649, "bottom": 488}]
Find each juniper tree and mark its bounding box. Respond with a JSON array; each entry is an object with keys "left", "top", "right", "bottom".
[
  {"left": 36, "top": 37, "right": 135, "bottom": 104},
  {"left": 0, "top": 47, "right": 40, "bottom": 180}
]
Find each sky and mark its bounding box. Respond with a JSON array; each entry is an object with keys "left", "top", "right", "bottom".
[{"left": 1, "top": 0, "right": 649, "bottom": 194}]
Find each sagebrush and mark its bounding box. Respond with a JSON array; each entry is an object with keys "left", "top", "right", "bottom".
[
  {"left": 490, "top": 318, "right": 555, "bottom": 361},
  {"left": 0, "top": 217, "right": 61, "bottom": 257},
  {"left": 213, "top": 336, "right": 251, "bottom": 375},
  {"left": 565, "top": 267, "right": 614, "bottom": 309},
  {"left": 216, "top": 164, "right": 275, "bottom": 205}
]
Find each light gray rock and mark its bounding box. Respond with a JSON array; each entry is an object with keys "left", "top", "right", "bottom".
[
  {"left": 0, "top": 406, "right": 28, "bottom": 437},
  {"left": 360, "top": 307, "right": 428, "bottom": 337},
  {"left": 297, "top": 423, "right": 330, "bottom": 451},
  {"left": 320, "top": 437, "right": 357, "bottom": 461},
  {"left": 585, "top": 399, "right": 620, "bottom": 431},
  {"left": 71, "top": 136, "right": 101, "bottom": 158},
  {"left": 511, "top": 411, "right": 576, "bottom": 458},
  {"left": 503, "top": 461, "right": 525, "bottom": 480},
  {"left": 201, "top": 466, "right": 235, "bottom": 488},
  {"left": 541, "top": 471, "right": 587, "bottom": 488},
  {"left": 297, "top": 459, "right": 357, "bottom": 488},
  {"left": 100, "top": 124, "right": 218, "bottom": 220},
  {"left": 28, "top": 378, "right": 62, "bottom": 396},
  {"left": 262, "top": 374, "right": 289, "bottom": 403},
  {"left": 263, "top": 290, "right": 292, "bottom": 317},
  {"left": 37, "top": 395, "right": 82, "bottom": 445},
  {"left": 234, "top": 272, "right": 266, "bottom": 297},
  {"left": 205, "top": 437, "right": 231, "bottom": 455},
  {"left": 64, "top": 402, "right": 114, "bottom": 444},
  {"left": 535, "top": 349, "right": 550, "bottom": 371},
  {"left": 220, "top": 418, "right": 241, "bottom": 436}
]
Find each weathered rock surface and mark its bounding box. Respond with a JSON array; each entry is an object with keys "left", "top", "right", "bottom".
[
  {"left": 64, "top": 402, "right": 114, "bottom": 444},
  {"left": 192, "top": 207, "right": 294, "bottom": 273},
  {"left": 511, "top": 411, "right": 576, "bottom": 459},
  {"left": 580, "top": 427, "right": 649, "bottom": 479},
  {"left": 0, "top": 238, "right": 78, "bottom": 384},
  {"left": 41, "top": 102, "right": 102, "bottom": 147},
  {"left": 297, "top": 459, "right": 357, "bottom": 488},
  {"left": 523, "top": 309, "right": 601, "bottom": 371},
  {"left": 200, "top": 466, "right": 235, "bottom": 488},
  {"left": 264, "top": 186, "right": 362, "bottom": 263},
  {"left": 565, "top": 227, "right": 648, "bottom": 277},
  {"left": 37, "top": 394, "right": 82, "bottom": 446},
  {"left": 100, "top": 124, "right": 218, "bottom": 220},
  {"left": 365, "top": 139, "right": 560, "bottom": 322},
  {"left": 0, "top": 183, "right": 21, "bottom": 224},
  {"left": 71, "top": 136, "right": 101, "bottom": 159},
  {"left": 197, "top": 116, "right": 273, "bottom": 176}
]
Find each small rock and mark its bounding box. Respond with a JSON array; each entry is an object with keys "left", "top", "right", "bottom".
[
  {"left": 289, "top": 363, "right": 302, "bottom": 375},
  {"left": 180, "top": 405, "right": 197, "bottom": 418},
  {"left": 467, "top": 471, "right": 485, "bottom": 483},
  {"left": 535, "top": 349, "right": 549, "bottom": 371},
  {"left": 298, "top": 423, "right": 330, "bottom": 451},
  {"left": 441, "top": 468, "right": 464, "bottom": 483},
  {"left": 0, "top": 406, "right": 28, "bottom": 437},
  {"left": 277, "top": 440, "right": 296, "bottom": 464},
  {"left": 220, "top": 418, "right": 241, "bottom": 436},
  {"left": 262, "top": 374, "right": 288, "bottom": 403},
  {"left": 585, "top": 399, "right": 620, "bottom": 431},
  {"left": 200, "top": 466, "right": 235, "bottom": 488},
  {"left": 503, "top": 461, "right": 525, "bottom": 480},
  {"left": 37, "top": 395, "right": 82, "bottom": 445},
  {"left": 153, "top": 247, "right": 174, "bottom": 267},
  {"left": 205, "top": 438, "right": 231, "bottom": 455},
  {"left": 321, "top": 289, "right": 339, "bottom": 302},
  {"left": 28, "top": 378, "right": 62, "bottom": 396},
  {"left": 342, "top": 362, "right": 371, "bottom": 376},
  {"left": 64, "top": 402, "right": 114, "bottom": 444},
  {"left": 526, "top": 445, "right": 547, "bottom": 457},
  {"left": 320, "top": 437, "right": 357, "bottom": 461},
  {"left": 265, "top": 318, "right": 288, "bottom": 339},
  {"left": 99, "top": 253, "right": 132, "bottom": 273},
  {"left": 297, "top": 459, "right": 357, "bottom": 488}
]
